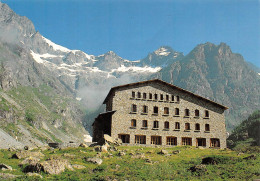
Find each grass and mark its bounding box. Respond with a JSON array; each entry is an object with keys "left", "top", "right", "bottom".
[{"left": 0, "top": 146, "right": 259, "bottom": 180}]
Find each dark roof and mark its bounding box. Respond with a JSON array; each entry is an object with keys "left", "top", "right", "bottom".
[
  {"left": 103, "top": 79, "right": 228, "bottom": 110},
  {"left": 92, "top": 111, "right": 116, "bottom": 126}
]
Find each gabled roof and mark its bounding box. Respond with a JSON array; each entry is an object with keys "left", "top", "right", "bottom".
[{"left": 103, "top": 79, "right": 228, "bottom": 110}]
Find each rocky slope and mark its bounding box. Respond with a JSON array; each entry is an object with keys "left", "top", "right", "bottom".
[{"left": 158, "top": 43, "right": 260, "bottom": 130}]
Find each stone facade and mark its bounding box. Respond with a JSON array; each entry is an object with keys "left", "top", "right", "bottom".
[{"left": 93, "top": 79, "right": 228, "bottom": 149}]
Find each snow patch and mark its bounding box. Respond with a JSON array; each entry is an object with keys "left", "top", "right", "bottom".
[
  {"left": 112, "top": 65, "right": 161, "bottom": 73},
  {"left": 155, "top": 47, "right": 171, "bottom": 56},
  {"left": 76, "top": 97, "right": 82, "bottom": 101},
  {"left": 42, "top": 36, "right": 70, "bottom": 52}
]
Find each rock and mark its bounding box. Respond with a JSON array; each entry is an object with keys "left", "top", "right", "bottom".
[
  {"left": 20, "top": 157, "right": 40, "bottom": 166},
  {"left": 189, "top": 164, "right": 207, "bottom": 173},
  {"left": 23, "top": 158, "right": 73, "bottom": 175},
  {"left": 146, "top": 150, "right": 154, "bottom": 154},
  {"left": 114, "top": 138, "right": 122, "bottom": 146},
  {"left": 48, "top": 143, "right": 63, "bottom": 149},
  {"left": 131, "top": 153, "right": 145, "bottom": 159},
  {"left": 12, "top": 151, "right": 44, "bottom": 159},
  {"left": 201, "top": 157, "right": 220, "bottom": 165},
  {"left": 8, "top": 147, "right": 16, "bottom": 152},
  {"left": 23, "top": 163, "right": 44, "bottom": 173},
  {"left": 85, "top": 157, "right": 103, "bottom": 165},
  {"left": 42, "top": 158, "right": 73, "bottom": 175},
  {"left": 158, "top": 149, "right": 168, "bottom": 155},
  {"left": 118, "top": 151, "right": 126, "bottom": 156},
  {"left": 0, "top": 163, "right": 12, "bottom": 171},
  {"left": 101, "top": 145, "right": 108, "bottom": 152},
  {"left": 72, "top": 164, "right": 86, "bottom": 169},
  {"left": 0, "top": 173, "right": 21, "bottom": 179},
  {"left": 26, "top": 172, "right": 43, "bottom": 179},
  {"left": 172, "top": 150, "right": 181, "bottom": 154},
  {"left": 145, "top": 158, "right": 152, "bottom": 163},
  {"left": 104, "top": 134, "right": 114, "bottom": 144},
  {"left": 243, "top": 154, "right": 257, "bottom": 160},
  {"left": 24, "top": 146, "right": 29, "bottom": 150},
  {"left": 79, "top": 143, "right": 88, "bottom": 148}
]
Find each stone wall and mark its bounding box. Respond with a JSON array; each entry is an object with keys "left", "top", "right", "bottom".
[{"left": 107, "top": 81, "right": 227, "bottom": 148}]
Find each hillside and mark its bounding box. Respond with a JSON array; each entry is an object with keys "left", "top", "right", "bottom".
[
  {"left": 0, "top": 145, "right": 259, "bottom": 180},
  {"left": 227, "top": 110, "right": 260, "bottom": 149}
]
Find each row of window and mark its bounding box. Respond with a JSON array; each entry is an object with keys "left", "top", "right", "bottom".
[
  {"left": 131, "top": 104, "right": 209, "bottom": 118},
  {"left": 130, "top": 119, "right": 210, "bottom": 131},
  {"left": 131, "top": 91, "right": 180, "bottom": 102},
  {"left": 118, "top": 134, "right": 220, "bottom": 147}
]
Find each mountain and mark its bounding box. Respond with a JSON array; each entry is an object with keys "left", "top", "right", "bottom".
[
  {"left": 158, "top": 42, "right": 260, "bottom": 130},
  {"left": 0, "top": 2, "right": 260, "bottom": 148}
]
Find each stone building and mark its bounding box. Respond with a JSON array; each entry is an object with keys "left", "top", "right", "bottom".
[{"left": 93, "top": 79, "right": 228, "bottom": 148}]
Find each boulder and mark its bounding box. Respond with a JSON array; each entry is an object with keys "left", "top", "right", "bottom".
[
  {"left": 104, "top": 134, "right": 114, "bottom": 144},
  {"left": 41, "top": 158, "right": 73, "bottom": 174},
  {"left": 101, "top": 145, "right": 108, "bottom": 152},
  {"left": 172, "top": 150, "right": 181, "bottom": 154},
  {"left": 48, "top": 143, "right": 63, "bottom": 149},
  {"left": 26, "top": 173, "right": 43, "bottom": 179},
  {"left": 62, "top": 153, "right": 76, "bottom": 158},
  {"left": 118, "top": 151, "right": 126, "bottom": 156},
  {"left": 114, "top": 138, "right": 122, "bottom": 146},
  {"left": 85, "top": 157, "right": 103, "bottom": 165},
  {"left": 189, "top": 164, "right": 207, "bottom": 174},
  {"left": 72, "top": 164, "right": 86, "bottom": 169},
  {"left": 20, "top": 157, "right": 40, "bottom": 166},
  {"left": 0, "top": 173, "right": 21, "bottom": 179},
  {"left": 23, "top": 159, "right": 73, "bottom": 175},
  {"left": 12, "top": 151, "right": 44, "bottom": 159},
  {"left": 0, "top": 163, "right": 12, "bottom": 171},
  {"left": 23, "top": 163, "right": 44, "bottom": 173},
  {"left": 79, "top": 143, "right": 88, "bottom": 148},
  {"left": 158, "top": 149, "right": 168, "bottom": 155}
]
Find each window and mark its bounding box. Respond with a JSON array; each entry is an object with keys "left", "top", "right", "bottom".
[
  {"left": 175, "top": 108, "right": 180, "bottom": 115},
  {"left": 160, "top": 94, "right": 164, "bottom": 101},
  {"left": 171, "top": 95, "right": 174, "bottom": 102},
  {"left": 205, "top": 124, "right": 210, "bottom": 132},
  {"left": 164, "top": 107, "right": 169, "bottom": 115},
  {"left": 153, "top": 106, "right": 158, "bottom": 114},
  {"left": 195, "top": 110, "right": 200, "bottom": 117},
  {"left": 182, "top": 137, "right": 192, "bottom": 146},
  {"left": 118, "top": 134, "right": 130, "bottom": 143},
  {"left": 131, "top": 119, "right": 137, "bottom": 127},
  {"left": 151, "top": 136, "right": 162, "bottom": 145},
  {"left": 185, "top": 109, "right": 190, "bottom": 117},
  {"left": 197, "top": 138, "right": 206, "bottom": 147},
  {"left": 154, "top": 94, "right": 158, "bottom": 100},
  {"left": 143, "top": 93, "right": 147, "bottom": 99},
  {"left": 149, "top": 93, "right": 153, "bottom": 99},
  {"left": 210, "top": 138, "right": 220, "bottom": 147},
  {"left": 132, "top": 91, "right": 135, "bottom": 98},
  {"left": 176, "top": 96, "right": 180, "bottom": 102},
  {"left": 164, "top": 121, "right": 169, "bottom": 129},
  {"left": 131, "top": 104, "right": 137, "bottom": 113},
  {"left": 166, "top": 137, "right": 177, "bottom": 145},
  {"left": 142, "top": 120, "right": 148, "bottom": 128},
  {"left": 137, "top": 92, "right": 141, "bottom": 99},
  {"left": 175, "top": 122, "right": 180, "bottom": 130},
  {"left": 195, "top": 123, "right": 200, "bottom": 131},
  {"left": 185, "top": 123, "right": 190, "bottom": 130},
  {"left": 205, "top": 110, "right": 209, "bottom": 118},
  {"left": 135, "top": 135, "right": 146, "bottom": 144},
  {"left": 142, "top": 105, "right": 148, "bottom": 113},
  {"left": 153, "top": 121, "right": 159, "bottom": 129},
  {"left": 166, "top": 95, "right": 169, "bottom": 101}
]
